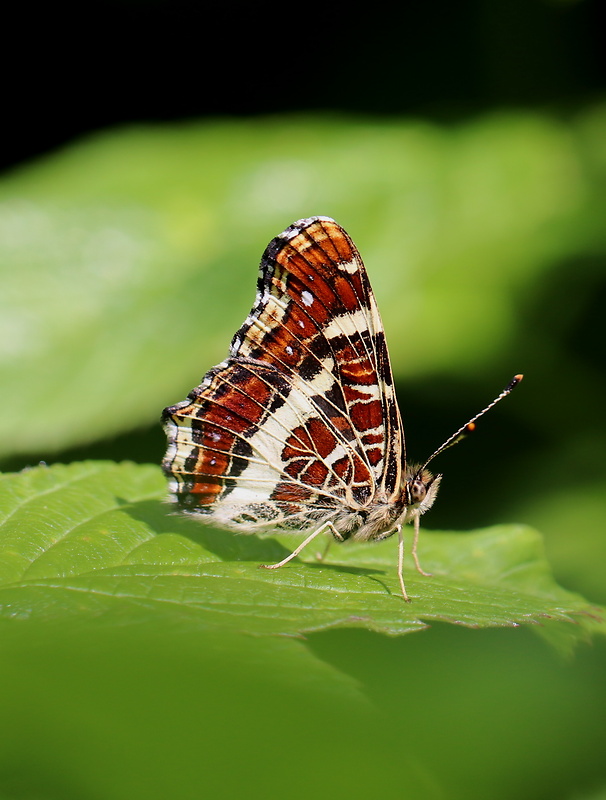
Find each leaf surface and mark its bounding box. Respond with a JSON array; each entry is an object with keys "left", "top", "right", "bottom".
[{"left": 1, "top": 462, "right": 601, "bottom": 642}]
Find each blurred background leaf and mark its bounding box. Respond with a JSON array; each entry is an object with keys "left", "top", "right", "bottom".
[
  {"left": 0, "top": 110, "right": 604, "bottom": 447},
  {"left": 1, "top": 0, "right": 605, "bottom": 798}
]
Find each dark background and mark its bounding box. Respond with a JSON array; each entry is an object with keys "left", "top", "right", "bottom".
[{"left": 3, "top": 0, "right": 603, "bottom": 174}]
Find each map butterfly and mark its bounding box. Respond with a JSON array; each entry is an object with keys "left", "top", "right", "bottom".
[{"left": 162, "top": 216, "right": 522, "bottom": 600}]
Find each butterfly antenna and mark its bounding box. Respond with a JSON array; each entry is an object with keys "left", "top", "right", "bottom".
[{"left": 420, "top": 374, "right": 524, "bottom": 473}]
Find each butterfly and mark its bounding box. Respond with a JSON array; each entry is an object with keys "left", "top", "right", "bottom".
[{"left": 162, "top": 216, "right": 522, "bottom": 601}]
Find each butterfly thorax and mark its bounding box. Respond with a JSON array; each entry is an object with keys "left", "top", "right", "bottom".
[
  {"left": 329, "top": 466, "right": 441, "bottom": 543},
  {"left": 330, "top": 493, "right": 405, "bottom": 542}
]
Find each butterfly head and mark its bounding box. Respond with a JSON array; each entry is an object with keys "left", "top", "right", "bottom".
[{"left": 403, "top": 465, "right": 442, "bottom": 515}]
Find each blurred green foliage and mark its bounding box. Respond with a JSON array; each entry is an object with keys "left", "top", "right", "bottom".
[
  {"left": 1, "top": 110, "right": 606, "bottom": 799},
  {"left": 1, "top": 109, "right": 605, "bottom": 453}
]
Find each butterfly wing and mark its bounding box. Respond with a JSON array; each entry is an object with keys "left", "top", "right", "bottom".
[{"left": 162, "top": 216, "right": 404, "bottom": 531}]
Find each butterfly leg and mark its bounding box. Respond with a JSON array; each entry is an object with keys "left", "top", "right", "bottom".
[
  {"left": 372, "top": 525, "right": 411, "bottom": 601},
  {"left": 260, "top": 521, "right": 336, "bottom": 571},
  {"left": 396, "top": 525, "right": 410, "bottom": 602},
  {"left": 411, "top": 514, "right": 433, "bottom": 577}
]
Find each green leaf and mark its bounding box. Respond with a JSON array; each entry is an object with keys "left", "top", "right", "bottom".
[
  {"left": 1, "top": 461, "right": 602, "bottom": 643},
  {"left": 2, "top": 461, "right": 605, "bottom": 800}
]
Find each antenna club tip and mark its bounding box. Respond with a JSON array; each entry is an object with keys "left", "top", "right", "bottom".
[{"left": 506, "top": 374, "right": 524, "bottom": 391}]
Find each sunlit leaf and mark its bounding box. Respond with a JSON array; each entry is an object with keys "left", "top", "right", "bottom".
[{"left": 1, "top": 462, "right": 601, "bottom": 642}]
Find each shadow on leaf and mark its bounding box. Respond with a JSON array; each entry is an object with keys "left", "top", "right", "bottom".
[{"left": 125, "top": 498, "right": 304, "bottom": 563}]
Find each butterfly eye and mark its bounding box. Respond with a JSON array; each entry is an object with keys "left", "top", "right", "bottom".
[{"left": 410, "top": 480, "right": 427, "bottom": 504}]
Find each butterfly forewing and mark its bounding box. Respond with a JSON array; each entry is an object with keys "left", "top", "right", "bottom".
[{"left": 162, "top": 216, "right": 404, "bottom": 531}]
